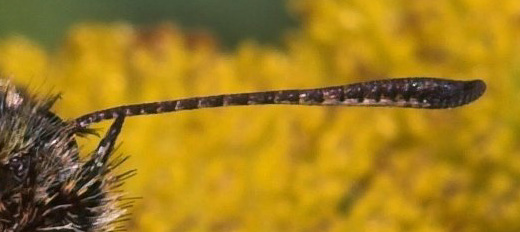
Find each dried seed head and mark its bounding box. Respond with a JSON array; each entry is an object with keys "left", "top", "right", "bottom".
[{"left": 0, "top": 81, "right": 131, "bottom": 231}]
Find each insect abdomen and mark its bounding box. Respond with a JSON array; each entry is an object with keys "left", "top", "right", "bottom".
[{"left": 75, "top": 78, "right": 486, "bottom": 127}]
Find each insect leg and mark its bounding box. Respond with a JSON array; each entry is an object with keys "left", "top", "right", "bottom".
[{"left": 85, "top": 116, "right": 125, "bottom": 174}]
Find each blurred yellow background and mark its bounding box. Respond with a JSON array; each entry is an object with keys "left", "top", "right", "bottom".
[{"left": 0, "top": 0, "right": 518, "bottom": 231}]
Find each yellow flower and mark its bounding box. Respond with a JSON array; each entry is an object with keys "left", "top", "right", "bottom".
[{"left": 1, "top": 0, "right": 519, "bottom": 230}]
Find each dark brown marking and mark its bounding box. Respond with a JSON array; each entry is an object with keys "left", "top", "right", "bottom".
[
  {"left": 143, "top": 102, "right": 160, "bottom": 113},
  {"left": 368, "top": 84, "right": 381, "bottom": 102},
  {"left": 225, "top": 94, "right": 249, "bottom": 105},
  {"left": 300, "top": 90, "right": 323, "bottom": 104},
  {"left": 198, "top": 95, "right": 224, "bottom": 108},
  {"left": 344, "top": 85, "right": 362, "bottom": 101},
  {"left": 401, "top": 82, "right": 412, "bottom": 101},
  {"left": 323, "top": 87, "right": 344, "bottom": 103},
  {"left": 275, "top": 90, "right": 300, "bottom": 103},
  {"left": 176, "top": 98, "right": 199, "bottom": 110},
  {"left": 248, "top": 92, "right": 275, "bottom": 104},
  {"left": 384, "top": 82, "right": 397, "bottom": 101}
]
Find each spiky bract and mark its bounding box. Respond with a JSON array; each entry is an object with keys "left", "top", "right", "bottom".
[{"left": 0, "top": 80, "right": 131, "bottom": 232}]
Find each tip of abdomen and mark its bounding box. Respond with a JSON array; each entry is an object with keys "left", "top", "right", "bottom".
[
  {"left": 466, "top": 79, "right": 487, "bottom": 98},
  {"left": 431, "top": 79, "right": 486, "bottom": 109}
]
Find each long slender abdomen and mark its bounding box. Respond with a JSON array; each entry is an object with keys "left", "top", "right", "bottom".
[
  {"left": 224, "top": 78, "right": 486, "bottom": 109},
  {"left": 75, "top": 78, "right": 486, "bottom": 127}
]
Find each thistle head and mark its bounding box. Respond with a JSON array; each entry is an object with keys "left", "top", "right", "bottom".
[{"left": 0, "top": 81, "right": 130, "bottom": 231}]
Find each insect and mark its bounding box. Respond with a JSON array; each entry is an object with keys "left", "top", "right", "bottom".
[{"left": 0, "top": 77, "right": 485, "bottom": 231}]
